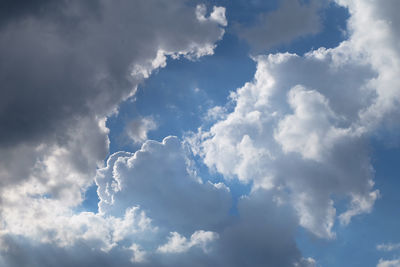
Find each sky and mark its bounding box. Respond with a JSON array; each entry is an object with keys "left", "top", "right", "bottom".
[{"left": 1, "top": 0, "right": 400, "bottom": 266}]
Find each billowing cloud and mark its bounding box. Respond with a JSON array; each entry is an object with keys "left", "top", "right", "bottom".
[
  {"left": 189, "top": 51, "right": 378, "bottom": 238},
  {"left": 95, "top": 136, "right": 232, "bottom": 233},
  {"left": 190, "top": 0, "right": 400, "bottom": 239},
  {"left": 1, "top": 0, "right": 400, "bottom": 266},
  {"left": 0, "top": 0, "right": 226, "bottom": 201},
  {"left": 0, "top": 0, "right": 228, "bottom": 265},
  {"left": 0, "top": 137, "right": 313, "bottom": 266}
]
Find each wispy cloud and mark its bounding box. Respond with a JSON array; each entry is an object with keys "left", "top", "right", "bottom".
[{"left": 377, "top": 243, "right": 400, "bottom": 252}]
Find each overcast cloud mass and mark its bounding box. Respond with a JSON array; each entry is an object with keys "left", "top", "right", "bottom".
[{"left": 1, "top": 0, "right": 400, "bottom": 266}]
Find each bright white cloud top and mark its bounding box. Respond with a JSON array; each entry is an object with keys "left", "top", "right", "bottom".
[{"left": 0, "top": 0, "right": 400, "bottom": 266}]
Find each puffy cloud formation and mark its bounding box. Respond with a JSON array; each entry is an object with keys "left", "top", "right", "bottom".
[
  {"left": 0, "top": 0, "right": 229, "bottom": 265},
  {"left": 95, "top": 136, "right": 232, "bottom": 233},
  {"left": 1, "top": 0, "right": 400, "bottom": 266},
  {"left": 237, "top": 0, "right": 323, "bottom": 52},
  {"left": 0, "top": 0, "right": 226, "bottom": 205},
  {"left": 191, "top": 0, "right": 400, "bottom": 239},
  {"left": 0, "top": 137, "right": 313, "bottom": 267}
]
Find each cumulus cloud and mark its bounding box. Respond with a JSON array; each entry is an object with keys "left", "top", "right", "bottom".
[
  {"left": 190, "top": 0, "right": 400, "bottom": 239},
  {"left": 275, "top": 85, "right": 348, "bottom": 161},
  {"left": 0, "top": 137, "right": 313, "bottom": 267},
  {"left": 0, "top": 0, "right": 226, "bottom": 203},
  {"left": 2, "top": 0, "right": 400, "bottom": 265},
  {"left": 189, "top": 51, "right": 378, "bottom": 238},
  {"left": 237, "top": 0, "right": 323, "bottom": 52},
  {"left": 0, "top": 1, "right": 228, "bottom": 265},
  {"left": 95, "top": 136, "right": 232, "bottom": 233}
]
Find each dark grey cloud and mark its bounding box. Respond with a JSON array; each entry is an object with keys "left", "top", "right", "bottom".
[
  {"left": 0, "top": 2, "right": 227, "bottom": 264},
  {"left": 214, "top": 190, "right": 309, "bottom": 267},
  {"left": 0, "top": 0, "right": 53, "bottom": 26},
  {"left": 0, "top": 0, "right": 221, "bottom": 147},
  {"left": 0, "top": 234, "right": 133, "bottom": 267},
  {"left": 0, "top": 0, "right": 225, "bottom": 190}
]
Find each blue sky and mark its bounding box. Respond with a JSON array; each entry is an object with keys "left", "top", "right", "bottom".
[{"left": 1, "top": 1, "right": 400, "bottom": 267}]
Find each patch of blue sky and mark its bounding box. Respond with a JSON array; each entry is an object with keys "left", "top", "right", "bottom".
[
  {"left": 106, "top": 32, "right": 255, "bottom": 154},
  {"left": 77, "top": 184, "right": 100, "bottom": 213}
]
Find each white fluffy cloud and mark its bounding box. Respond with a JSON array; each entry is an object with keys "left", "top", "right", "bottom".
[
  {"left": 190, "top": 51, "right": 378, "bottom": 238},
  {"left": 191, "top": 0, "right": 400, "bottom": 239},
  {"left": 157, "top": 230, "right": 218, "bottom": 254}
]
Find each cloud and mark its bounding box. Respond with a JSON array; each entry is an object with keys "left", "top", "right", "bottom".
[
  {"left": 377, "top": 259, "right": 400, "bottom": 267},
  {"left": 237, "top": 0, "right": 323, "bottom": 52},
  {"left": 125, "top": 116, "right": 157, "bottom": 144},
  {"left": 157, "top": 231, "right": 218, "bottom": 254},
  {"left": 95, "top": 136, "right": 232, "bottom": 233},
  {"left": 0, "top": 137, "right": 313, "bottom": 267},
  {"left": 274, "top": 85, "right": 348, "bottom": 161},
  {"left": 0, "top": 0, "right": 226, "bottom": 209},
  {"left": 2, "top": 0, "right": 400, "bottom": 265},
  {"left": 212, "top": 190, "right": 315, "bottom": 267},
  {"left": 0, "top": 1, "right": 229, "bottom": 265},
  {"left": 190, "top": 51, "right": 378, "bottom": 238},
  {"left": 377, "top": 243, "right": 400, "bottom": 252},
  {"left": 190, "top": 0, "right": 400, "bottom": 239}
]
